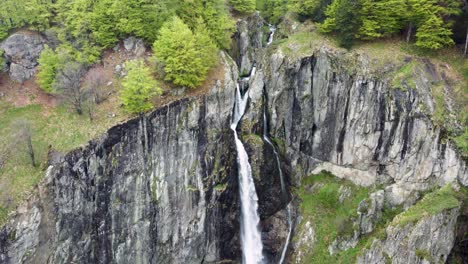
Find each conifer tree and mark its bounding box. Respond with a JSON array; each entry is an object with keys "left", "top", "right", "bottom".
[
  {"left": 230, "top": 0, "right": 256, "bottom": 13},
  {"left": 120, "top": 59, "right": 161, "bottom": 114},
  {"left": 415, "top": 14, "right": 455, "bottom": 49},
  {"left": 320, "top": 0, "right": 362, "bottom": 48},
  {"left": 152, "top": 16, "right": 218, "bottom": 88}
]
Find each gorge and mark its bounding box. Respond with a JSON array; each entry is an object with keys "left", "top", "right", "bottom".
[{"left": 0, "top": 12, "right": 467, "bottom": 264}]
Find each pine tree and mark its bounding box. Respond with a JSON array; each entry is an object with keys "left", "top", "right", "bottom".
[
  {"left": 177, "top": 0, "right": 234, "bottom": 49},
  {"left": 230, "top": 0, "right": 256, "bottom": 13},
  {"left": 358, "top": 0, "right": 405, "bottom": 40},
  {"left": 120, "top": 59, "right": 161, "bottom": 114},
  {"left": 320, "top": 0, "right": 362, "bottom": 48},
  {"left": 415, "top": 14, "right": 455, "bottom": 49},
  {"left": 152, "top": 16, "right": 218, "bottom": 88},
  {"left": 291, "top": 0, "right": 333, "bottom": 21}
]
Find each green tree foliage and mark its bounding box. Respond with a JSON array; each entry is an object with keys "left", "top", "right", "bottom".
[
  {"left": 177, "top": 0, "right": 235, "bottom": 49},
  {"left": 318, "top": 0, "right": 462, "bottom": 49},
  {"left": 358, "top": 0, "right": 405, "bottom": 39},
  {"left": 320, "top": 0, "right": 362, "bottom": 49},
  {"left": 0, "top": 0, "right": 53, "bottom": 40},
  {"left": 256, "top": 0, "right": 288, "bottom": 24},
  {"left": 230, "top": 0, "right": 256, "bottom": 13},
  {"left": 289, "top": 0, "right": 332, "bottom": 22},
  {"left": 37, "top": 46, "right": 61, "bottom": 94},
  {"left": 0, "top": 50, "right": 5, "bottom": 72},
  {"left": 152, "top": 17, "right": 218, "bottom": 88},
  {"left": 415, "top": 14, "right": 455, "bottom": 49},
  {"left": 120, "top": 59, "right": 161, "bottom": 114}
]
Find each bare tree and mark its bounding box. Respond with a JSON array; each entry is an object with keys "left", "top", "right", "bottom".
[
  {"left": 464, "top": 26, "right": 467, "bottom": 57},
  {"left": 84, "top": 67, "right": 110, "bottom": 104},
  {"left": 12, "top": 119, "right": 36, "bottom": 167},
  {"left": 54, "top": 62, "right": 86, "bottom": 115},
  {"left": 83, "top": 91, "right": 96, "bottom": 122}
]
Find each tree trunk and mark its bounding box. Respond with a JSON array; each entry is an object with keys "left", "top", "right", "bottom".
[
  {"left": 406, "top": 22, "right": 413, "bottom": 43},
  {"left": 464, "top": 27, "right": 468, "bottom": 57},
  {"left": 88, "top": 106, "right": 93, "bottom": 122},
  {"left": 76, "top": 102, "right": 83, "bottom": 115},
  {"left": 27, "top": 137, "right": 36, "bottom": 167}
]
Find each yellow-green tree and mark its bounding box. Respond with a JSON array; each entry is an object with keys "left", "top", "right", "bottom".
[
  {"left": 230, "top": 0, "right": 256, "bottom": 13},
  {"left": 120, "top": 59, "right": 161, "bottom": 114},
  {"left": 152, "top": 16, "right": 217, "bottom": 89},
  {"left": 415, "top": 14, "right": 455, "bottom": 49},
  {"left": 37, "top": 46, "right": 61, "bottom": 94}
]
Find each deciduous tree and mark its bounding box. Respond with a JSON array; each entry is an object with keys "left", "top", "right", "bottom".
[
  {"left": 54, "top": 61, "right": 86, "bottom": 115},
  {"left": 37, "top": 46, "right": 61, "bottom": 94},
  {"left": 12, "top": 119, "right": 36, "bottom": 167}
]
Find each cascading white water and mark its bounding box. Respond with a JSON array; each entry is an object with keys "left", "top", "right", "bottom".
[
  {"left": 230, "top": 25, "right": 278, "bottom": 264},
  {"left": 267, "top": 25, "right": 276, "bottom": 46},
  {"left": 231, "top": 83, "right": 264, "bottom": 264}
]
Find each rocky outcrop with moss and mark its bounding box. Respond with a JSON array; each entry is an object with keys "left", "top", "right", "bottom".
[{"left": 0, "top": 32, "right": 46, "bottom": 82}]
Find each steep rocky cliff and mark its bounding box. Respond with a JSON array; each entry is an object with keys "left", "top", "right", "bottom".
[
  {"left": 0, "top": 15, "right": 467, "bottom": 264},
  {"left": 1, "top": 52, "right": 242, "bottom": 263}
]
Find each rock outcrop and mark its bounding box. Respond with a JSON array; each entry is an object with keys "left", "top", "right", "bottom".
[
  {"left": 357, "top": 208, "right": 460, "bottom": 264},
  {"left": 1, "top": 32, "right": 46, "bottom": 82},
  {"left": 229, "top": 12, "right": 265, "bottom": 76}
]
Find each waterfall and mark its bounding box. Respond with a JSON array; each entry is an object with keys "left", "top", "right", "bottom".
[
  {"left": 267, "top": 25, "right": 276, "bottom": 46},
  {"left": 230, "top": 24, "right": 278, "bottom": 264},
  {"left": 231, "top": 83, "right": 264, "bottom": 264},
  {"left": 262, "top": 98, "right": 292, "bottom": 264}
]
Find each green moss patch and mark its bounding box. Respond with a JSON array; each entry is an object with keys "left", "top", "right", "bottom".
[
  {"left": 391, "top": 61, "right": 417, "bottom": 91},
  {"left": 294, "top": 171, "right": 371, "bottom": 263},
  {"left": 392, "top": 185, "right": 461, "bottom": 227},
  {"left": 294, "top": 171, "right": 405, "bottom": 263}
]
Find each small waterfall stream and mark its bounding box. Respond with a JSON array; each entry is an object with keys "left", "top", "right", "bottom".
[{"left": 262, "top": 102, "right": 292, "bottom": 264}]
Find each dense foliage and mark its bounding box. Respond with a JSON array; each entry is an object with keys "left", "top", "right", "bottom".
[
  {"left": 230, "top": 0, "right": 256, "bottom": 13},
  {"left": 37, "top": 46, "right": 61, "bottom": 93},
  {"left": 152, "top": 17, "right": 218, "bottom": 88},
  {"left": 318, "top": 0, "right": 463, "bottom": 49},
  {"left": 121, "top": 60, "right": 161, "bottom": 113}
]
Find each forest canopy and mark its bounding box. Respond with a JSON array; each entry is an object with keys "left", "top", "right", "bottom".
[{"left": 0, "top": 0, "right": 466, "bottom": 55}]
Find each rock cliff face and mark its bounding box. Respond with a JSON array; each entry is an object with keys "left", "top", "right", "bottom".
[
  {"left": 0, "top": 15, "right": 467, "bottom": 264},
  {"left": 357, "top": 208, "right": 460, "bottom": 264},
  {"left": 241, "top": 33, "right": 467, "bottom": 262},
  {"left": 245, "top": 47, "right": 466, "bottom": 192}
]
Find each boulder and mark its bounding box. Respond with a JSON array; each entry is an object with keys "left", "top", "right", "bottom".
[
  {"left": 1, "top": 32, "right": 46, "bottom": 82},
  {"left": 123, "top": 37, "right": 146, "bottom": 56}
]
